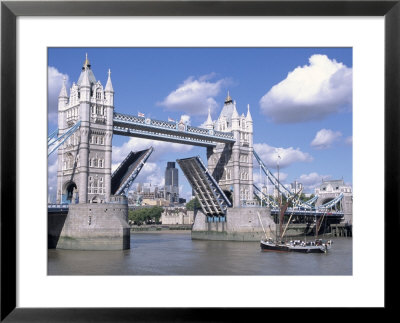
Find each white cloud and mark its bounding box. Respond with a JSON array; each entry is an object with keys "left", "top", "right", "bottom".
[
  {"left": 345, "top": 136, "right": 353, "bottom": 145},
  {"left": 47, "top": 153, "right": 58, "bottom": 203},
  {"left": 112, "top": 137, "right": 193, "bottom": 187},
  {"left": 298, "top": 172, "right": 331, "bottom": 193},
  {"left": 112, "top": 137, "right": 193, "bottom": 165},
  {"left": 254, "top": 143, "right": 313, "bottom": 169},
  {"left": 260, "top": 54, "right": 352, "bottom": 123},
  {"left": 311, "top": 129, "right": 342, "bottom": 149},
  {"left": 158, "top": 74, "right": 229, "bottom": 116},
  {"left": 180, "top": 114, "right": 191, "bottom": 125},
  {"left": 48, "top": 66, "right": 69, "bottom": 126}
]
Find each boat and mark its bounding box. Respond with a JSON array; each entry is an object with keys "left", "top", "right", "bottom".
[
  {"left": 260, "top": 238, "right": 332, "bottom": 253},
  {"left": 258, "top": 158, "right": 332, "bottom": 254}
]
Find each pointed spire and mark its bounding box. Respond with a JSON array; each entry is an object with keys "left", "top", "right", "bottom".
[
  {"left": 206, "top": 107, "right": 213, "bottom": 125},
  {"left": 246, "top": 104, "right": 252, "bottom": 122},
  {"left": 224, "top": 90, "right": 233, "bottom": 104},
  {"left": 81, "top": 68, "right": 90, "bottom": 88},
  {"left": 105, "top": 68, "right": 114, "bottom": 92},
  {"left": 58, "top": 76, "right": 68, "bottom": 98},
  {"left": 83, "top": 52, "right": 91, "bottom": 69},
  {"left": 232, "top": 104, "right": 239, "bottom": 119}
]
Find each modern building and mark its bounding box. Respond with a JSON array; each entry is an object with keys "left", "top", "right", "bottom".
[{"left": 164, "top": 162, "right": 179, "bottom": 203}]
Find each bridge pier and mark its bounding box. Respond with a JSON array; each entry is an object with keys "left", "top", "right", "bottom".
[
  {"left": 191, "top": 207, "right": 275, "bottom": 241},
  {"left": 55, "top": 197, "right": 130, "bottom": 250}
]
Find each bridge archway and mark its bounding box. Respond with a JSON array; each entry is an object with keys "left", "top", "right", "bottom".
[{"left": 62, "top": 181, "right": 77, "bottom": 204}]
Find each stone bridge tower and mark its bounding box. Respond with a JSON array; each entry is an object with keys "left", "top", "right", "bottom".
[
  {"left": 205, "top": 93, "right": 254, "bottom": 208},
  {"left": 56, "top": 55, "right": 114, "bottom": 204},
  {"left": 315, "top": 179, "right": 353, "bottom": 224}
]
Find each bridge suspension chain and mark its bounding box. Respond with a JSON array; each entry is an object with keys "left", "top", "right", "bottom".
[{"left": 48, "top": 121, "right": 81, "bottom": 156}]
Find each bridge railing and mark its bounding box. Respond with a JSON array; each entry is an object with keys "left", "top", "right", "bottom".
[{"left": 113, "top": 112, "right": 235, "bottom": 143}]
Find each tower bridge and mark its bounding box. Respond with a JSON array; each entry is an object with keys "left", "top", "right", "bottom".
[{"left": 49, "top": 55, "right": 352, "bottom": 249}]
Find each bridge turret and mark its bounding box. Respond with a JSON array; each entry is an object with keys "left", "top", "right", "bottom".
[
  {"left": 104, "top": 68, "right": 114, "bottom": 202},
  {"left": 231, "top": 104, "right": 240, "bottom": 131},
  {"left": 77, "top": 66, "right": 91, "bottom": 203},
  {"left": 246, "top": 104, "right": 253, "bottom": 146},
  {"left": 204, "top": 107, "right": 214, "bottom": 130},
  {"left": 105, "top": 68, "right": 114, "bottom": 106},
  {"left": 58, "top": 77, "right": 68, "bottom": 130}
]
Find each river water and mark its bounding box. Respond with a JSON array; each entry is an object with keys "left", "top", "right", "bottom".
[{"left": 48, "top": 232, "right": 352, "bottom": 275}]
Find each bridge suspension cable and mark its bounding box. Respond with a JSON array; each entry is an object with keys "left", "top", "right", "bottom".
[
  {"left": 253, "top": 150, "right": 324, "bottom": 210},
  {"left": 48, "top": 121, "right": 81, "bottom": 156},
  {"left": 253, "top": 150, "right": 293, "bottom": 200},
  {"left": 253, "top": 184, "right": 278, "bottom": 208}
]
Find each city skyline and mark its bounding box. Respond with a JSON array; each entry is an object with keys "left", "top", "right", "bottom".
[{"left": 48, "top": 47, "right": 352, "bottom": 202}]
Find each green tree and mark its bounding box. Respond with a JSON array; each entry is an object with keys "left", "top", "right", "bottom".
[
  {"left": 186, "top": 197, "right": 201, "bottom": 211},
  {"left": 129, "top": 206, "right": 164, "bottom": 224}
]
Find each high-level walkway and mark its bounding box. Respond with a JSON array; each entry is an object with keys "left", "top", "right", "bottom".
[{"left": 113, "top": 112, "right": 235, "bottom": 147}]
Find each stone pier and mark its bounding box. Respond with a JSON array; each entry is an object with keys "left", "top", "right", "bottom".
[
  {"left": 191, "top": 207, "right": 275, "bottom": 241},
  {"left": 56, "top": 197, "right": 130, "bottom": 250}
]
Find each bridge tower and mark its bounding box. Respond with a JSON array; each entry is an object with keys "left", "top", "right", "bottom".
[
  {"left": 315, "top": 179, "right": 353, "bottom": 224},
  {"left": 205, "top": 93, "right": 254, "bottom": 208},
  {"left": 56, "top": 55, "right": 114, "bottom": 204}
]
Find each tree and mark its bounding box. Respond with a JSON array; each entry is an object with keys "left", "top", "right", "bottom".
[
  {"left": 129, "top": 206, "right": 164, "bottom": 224},
  {"left": 186, "top": 197, "right": 201, "bottom": 211}
]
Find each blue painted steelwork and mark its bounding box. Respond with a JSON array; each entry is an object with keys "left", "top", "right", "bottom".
[
  {"left": 113, "top": 147, "right": 154, "bottom": 196},
  {"left": 254, "top": 150, "right": 327, "bottom": 210},
  {"left": 253, "top": 184, "right": 278, "bottom": 208},
  {"left": 270, "top": 208, "right": 344, "bottom": 218},
  {"left": 302, "top": 194, "right": 319, "bottom": 208},
  {"left": 48, "top": 204, "right": 70, "bottom": 212},
  {"left": 177, "top": 156, "right": 232, "bottom": 216},
  {"left": 113, "top": 112, "right": 235, "bottom": 147},
  {"left": 253, "top": 150, "right": 293, "bottom": 200},
  {"left": 318, "top": 193, "right": 344, "bottom": 210},
  {"left": 48, "top": 121, "right": 81, "bottom": 156}
]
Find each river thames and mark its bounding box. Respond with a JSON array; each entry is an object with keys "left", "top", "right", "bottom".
[{"left": 48, "top": 232, "right": 352, "bottom": 275}]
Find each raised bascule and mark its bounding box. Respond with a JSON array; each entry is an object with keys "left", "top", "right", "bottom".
[{"left": 49, "top": 55, "right": 352, "bottom": 250}]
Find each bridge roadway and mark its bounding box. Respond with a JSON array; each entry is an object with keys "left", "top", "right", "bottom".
[
  {"left": 113, "top": 112, "right": 236, "bottom": 147},
  {"left": 269, "top": 208, "right": 344, "bottom": 219},
  {"left": 48, "top": 203, "right": 343, "bottom": 220}
]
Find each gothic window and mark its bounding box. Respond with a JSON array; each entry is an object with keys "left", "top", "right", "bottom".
[
  {"left": 78, "top": 92, "right": 80, "bottom": 99},
  {"left": 93, "top": 158, "right": 98, "bottom": 167},
  {"left": 225, "top": 168, "right": 231, "bottom": 180},
  {"left": 96, "top": 91, "right": 101, "bottom": 99},
  {"left": 99, "top": 159, "right": 103, "bottom": 168},
  {"left": 240, "top": 188, "right": 245, "bottom": 201},
  {"left": 89, "top": 159, "right": 92, "bottom": 167},
  {"left": 95, "top": 136, "right": 98, "bottom": 144},
  {"left": 100, "top": 136, "right": 104, "bottom": 145}
]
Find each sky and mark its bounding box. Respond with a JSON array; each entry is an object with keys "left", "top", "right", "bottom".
[{"left": 48, "top": 47, "right": 352, "bottom": 202}]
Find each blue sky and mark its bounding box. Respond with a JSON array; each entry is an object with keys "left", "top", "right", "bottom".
[{"left": 48, "top": 47, "right": 352, "bottom": 201}]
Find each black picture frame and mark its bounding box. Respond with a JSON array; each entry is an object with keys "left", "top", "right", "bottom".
[{"left": 1, "top": 1, "right": 397, "bottom": 321}]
